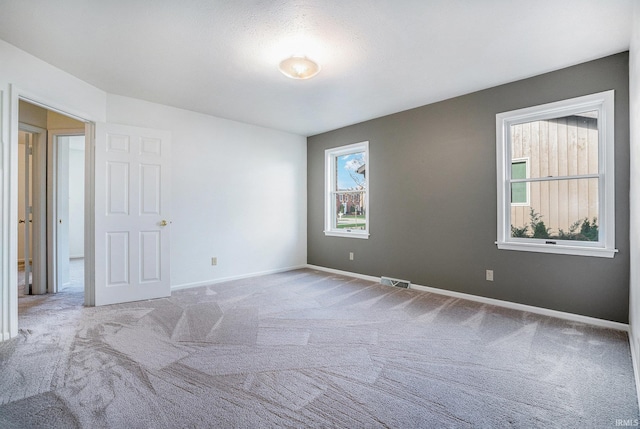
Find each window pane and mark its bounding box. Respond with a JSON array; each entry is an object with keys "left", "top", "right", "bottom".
[
  {"left": 510, "top": 111, "right": 598, "bottom": 179},
  {"left": 511, "top": 183, "right": 527, "bottom": 204},
  {"left": 335, "top": 191, "right": 366, "bottom": 229},
  {"left": 510, "top": 178, "right": 599, "bottom": 241},
  {"left": 511, "top": 161, "right": 527, "bottom": 204},
  {"left": 336, "top": 152, "right": 366, "bottom": 192}
]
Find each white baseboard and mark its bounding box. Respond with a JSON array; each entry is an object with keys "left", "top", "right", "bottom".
[
  {"left": 307, "top": 265, "right": 379, "bottom": 282},
  {"left": 306, "top": 264, "right": 629, "bottom": 332},
  {"left": 171, "top": 264, "right": 308, "bottom": 291}
]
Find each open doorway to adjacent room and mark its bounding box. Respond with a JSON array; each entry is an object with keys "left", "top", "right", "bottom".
[{"left": 17, "top": 100, "right": 86, "bottom": 310}]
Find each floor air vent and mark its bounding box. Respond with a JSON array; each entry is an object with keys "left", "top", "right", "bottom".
[{"left": 381, "top": 276, "right": 411, "bottom": 289}]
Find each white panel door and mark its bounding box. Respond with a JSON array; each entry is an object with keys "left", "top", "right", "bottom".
[{"left": 94, "top": 123, "right": 171, "bottom": 306}]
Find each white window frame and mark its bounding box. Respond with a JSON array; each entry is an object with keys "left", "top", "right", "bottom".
[
  {"left": 510, "top": 157, "right": 530, "bottom": 207},
  {"left": 496, "top": 90, "right": 616, "bottom": 258},
  {"left": 324, "top": 141, "right": 370, "bottom": 239}
]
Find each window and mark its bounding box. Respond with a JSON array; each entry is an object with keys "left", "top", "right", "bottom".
[
  {"left": 496, "top": 90, "right": 616, "bottom": 257},
  {"left": 325, "top": 141, "right": 369, "bottom": 238}
]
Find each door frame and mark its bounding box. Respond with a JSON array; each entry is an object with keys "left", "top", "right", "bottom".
[{"left": 1, "top": 85, "right": 97, "bottom": 340}]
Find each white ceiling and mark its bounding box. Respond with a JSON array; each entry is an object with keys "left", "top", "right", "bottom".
[{"left": 0, "top": 0, "right": 633, "bottom": 136}]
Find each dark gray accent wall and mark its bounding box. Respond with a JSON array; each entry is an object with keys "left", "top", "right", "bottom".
[{"left": 307, "top": 52, "right": 630, "bottom": 323}]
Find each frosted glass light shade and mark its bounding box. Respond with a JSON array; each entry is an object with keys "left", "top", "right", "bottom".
[{"left": 278, "top": 56, "right": 320, "bottom": 80}]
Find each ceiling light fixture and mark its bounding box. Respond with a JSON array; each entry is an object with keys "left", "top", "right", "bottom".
[{"left": 278, "top": 55, "right": 320, "bottom": 80}]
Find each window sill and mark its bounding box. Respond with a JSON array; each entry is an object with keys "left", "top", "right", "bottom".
[
  {"left": 324, "top": 230, "right": 369, "bottom": 239},
  {"left": 496, "top": 241, "right": 617, "bottom": 258}
]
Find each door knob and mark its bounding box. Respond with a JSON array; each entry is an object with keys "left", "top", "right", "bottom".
[
  {"left": 19, "top": 219, "right": 25, "bottom": 224},
  {"left": 160, "top": 220, "right": 168, "bottom": 227}
]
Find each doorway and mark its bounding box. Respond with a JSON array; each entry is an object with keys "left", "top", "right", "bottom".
[
  {"left": 16, "top": 100, "right": 86, "bottom": 306},
  {"left": 49, "top": 133, "right": 86, "bottom": 295}
]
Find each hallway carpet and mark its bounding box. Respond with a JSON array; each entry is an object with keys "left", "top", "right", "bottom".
[
  {"left": 18, "top": 258, "right": 84, "bottom": 297},
  {"left": 0, "top": 269, "right": 638, "bottom": 428}
]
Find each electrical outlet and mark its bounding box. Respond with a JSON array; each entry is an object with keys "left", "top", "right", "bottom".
[
  {"left": 211, "top": 257, "right": 217, "bottom": 266},
  {"left": 486, "top": 269, "right": 494, "bottom": 281},
  {"left": 349, "top": 252, "right": 354, "bottom": 261}
]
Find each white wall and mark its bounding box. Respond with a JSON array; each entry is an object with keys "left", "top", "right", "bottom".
[
  {"left": 629, "top": 0, "right": 640, "bottom": 403},
  {"left": 106, "top": 94, "right": 307, "bottom": 288}
]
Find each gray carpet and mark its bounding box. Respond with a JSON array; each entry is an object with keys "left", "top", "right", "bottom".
[{"left": 0, "top": 268, "right": 638, "bottom": 428}]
